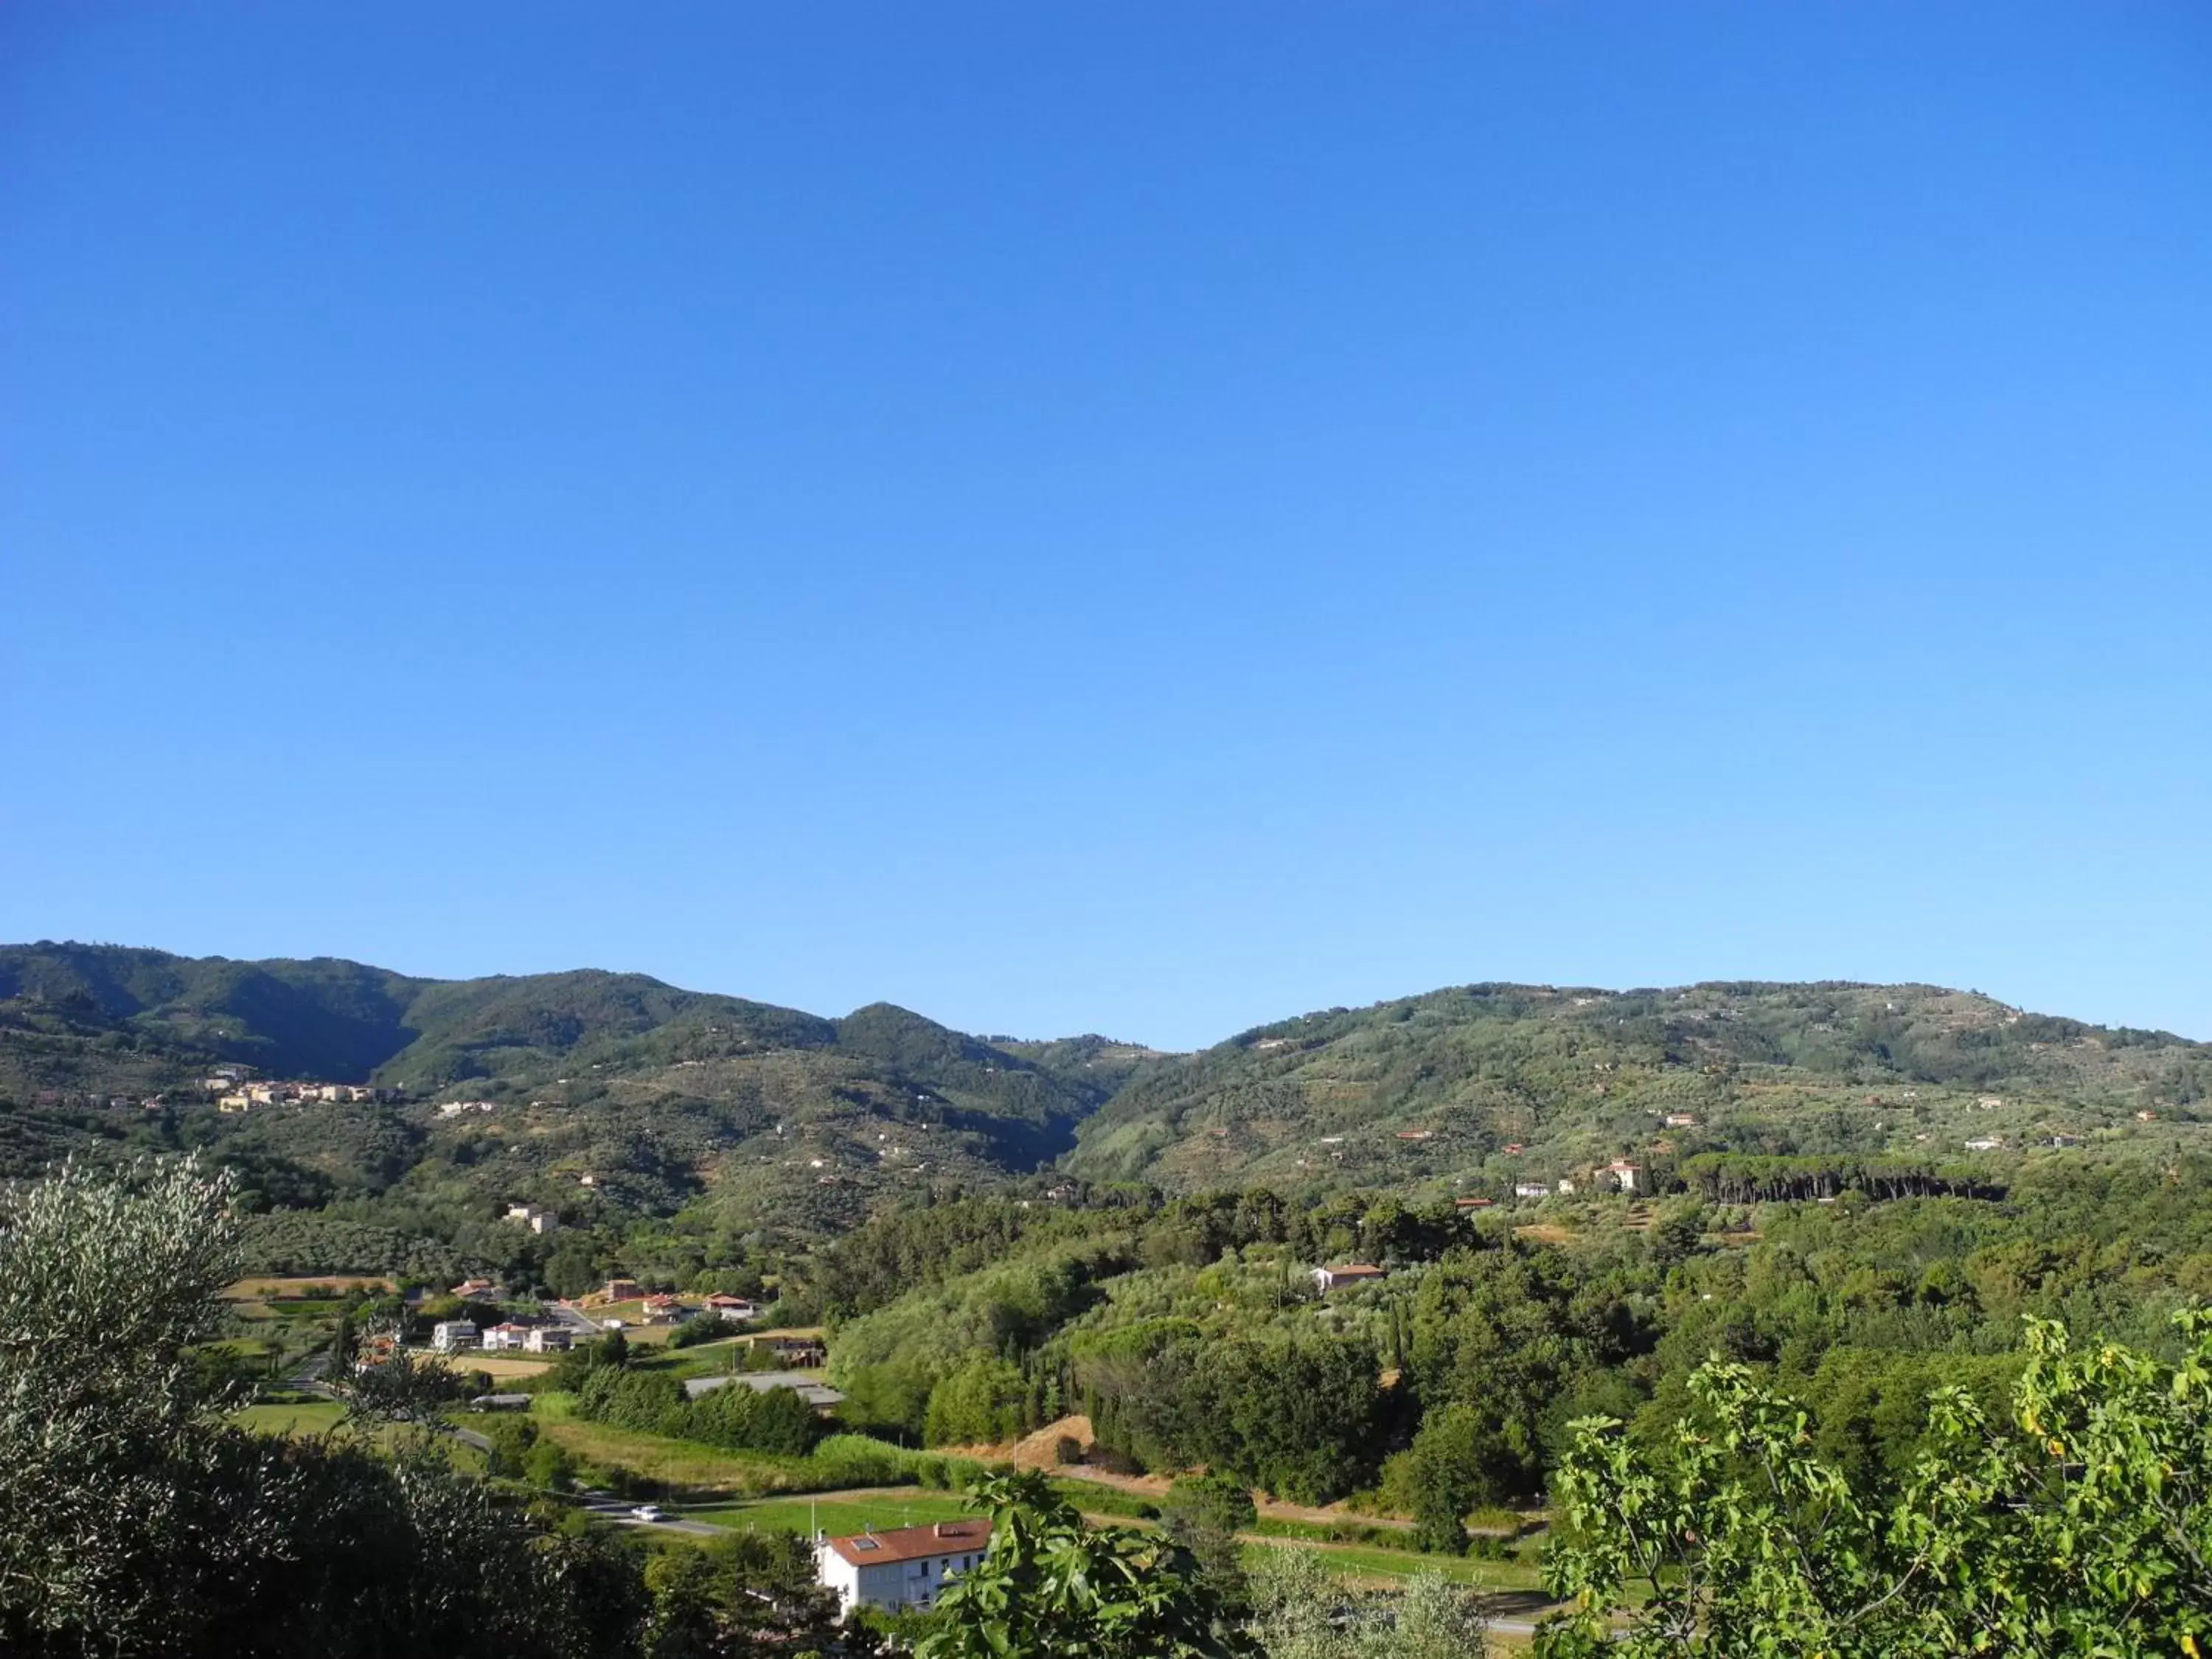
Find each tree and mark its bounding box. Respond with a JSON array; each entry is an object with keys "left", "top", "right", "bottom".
[
  {"left": 1405, "top": 1403, "right": 1504, "bottom": 1555},
  {"left": 916, "top": 1470, "right": 1253, "bottom": 1659},
  {"left": 923, "top": 1355, "right": 1032, "bottom": 1446},
  {"left": 1159, "top": 1472, "right": 1258, "bottom": 1592},
  {"left": 0, "top": 1155, "right": 649, "bottom": 1656},
  {"left": 1536, "top": 1311, "right": 2212, "bottom": 1657},
  {"left": 332, "top": 1323, "right": 470, "bottom": 1423},
  {"left": 1245, "top": 1549, "right": 1486, "bottom": 1659}
]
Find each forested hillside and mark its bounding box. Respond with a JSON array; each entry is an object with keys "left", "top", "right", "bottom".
[
  {"left": 1066, "top": 981, "right": 2211, "bottom": 1193},
  {"left": 7, "top": 945, "right": 2209, "bottom": 1291},
  {"left": 0, "top": 944, "right": 1120, "bottom": 1261}
]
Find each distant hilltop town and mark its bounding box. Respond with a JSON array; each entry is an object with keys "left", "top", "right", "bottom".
[{"left": 21, "top": 1065, "right": 403, "bottom": 1115}]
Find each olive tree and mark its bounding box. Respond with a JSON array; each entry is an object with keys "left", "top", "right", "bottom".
[
  {"left": 0, "top": 1156, "right": 646, "bottom": 1656},
  {"left": 1246, "top": 1548, "right": 1488, "bottom": 1659}
]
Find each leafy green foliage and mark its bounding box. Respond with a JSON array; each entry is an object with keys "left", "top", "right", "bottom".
[
  {"left": 923, "top": 1355, "right": 1032, "bottom": 1446},
  {"left": 1077, "top": 1322, "right": 1388, "bottom": 1503},
  {"left": 1537, "top": 1312, "right": 2212, "bottom": 1657},
  {"left": 915, "top": 1470, "right": 1251, "bottom": 1659}
]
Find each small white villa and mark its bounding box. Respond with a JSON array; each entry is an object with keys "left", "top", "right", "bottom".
[
  {"left": 1311, "top": 1264, "right": 1388, "bottom": 1293},
  {"left": 815, "top": 1520, "right": 993, "bottom": 1615}
]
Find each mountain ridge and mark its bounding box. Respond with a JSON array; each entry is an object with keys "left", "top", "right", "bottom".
[{"left": 4, "top": 942, "right": 2207, "bottom": 1254}]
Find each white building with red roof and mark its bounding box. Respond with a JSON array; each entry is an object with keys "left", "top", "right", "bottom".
[
  {"left": 815, "top": 1519, "right": 992, "bottom": 1615},
  {"left": 1311, "top": 1263, "right": 1388, "bottom": 1293}
]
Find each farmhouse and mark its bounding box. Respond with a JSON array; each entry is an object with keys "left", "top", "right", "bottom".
[
  {"left": 431, "top": 1321, "right": 480, "bottom": 1353},
  {"left": 524, "top": 1326, "right": 572, "bottom": 1353},
  {"left": 1311, "top": 1264, "right": 1387, "bottom": 1293},
  {"left": 701, "top": 1293, "right": 759, "bottom": 1321},
  {"left": 815, "top": 1520, "right": 992, "bottom": 1616},
  {"left": 1514, "top": 1182, "right": 1551, "bottom": 1200},
  {"left": 450, "top": 1278, "right": 499, "bottom": 1300},
  {"left": 1453, "top": 1197, "right": 1494, "bottom": 1210},
  {"left": 1601, "top": 1160, "right": 1644, "bottom": 1194}
]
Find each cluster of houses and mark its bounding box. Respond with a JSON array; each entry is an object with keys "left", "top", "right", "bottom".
[
  {"left": 213, "top": 1075, "right": 392, "bottom": 1113},
  {"left": 583, "top": 1279, "right": 765, "bottom": 1330},
  {"left": 431, "top": 1319, "right": 574, "bottom": 1354},
  {"left": 27, "top": 1070, "right": 395, "bottom": 1114},
  {"left": 430, "top": 1276, "right": 577, "bottom": 1354},
  {"left": 1506, "top": 1159, "right": 1646, "bottom": 1201}
]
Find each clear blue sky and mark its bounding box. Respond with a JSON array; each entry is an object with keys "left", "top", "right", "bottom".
[{"left": 4, "top": 3, "right": 2208, "bottom": 1050}]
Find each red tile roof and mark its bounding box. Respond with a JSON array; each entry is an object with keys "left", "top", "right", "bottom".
[{"left": 823, "top": 1520, "right": 992, "bottom": 1568}]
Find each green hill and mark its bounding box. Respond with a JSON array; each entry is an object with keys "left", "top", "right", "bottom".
[
  {"left": 1062, "top": 980, "right": 2212, "bottom": 1194},
  {"left": 9, "top": 946, "right": 2208, "bottom": 1262},
  {"left": 0, "top": 944, "right": 1116, "bottom": 1243}
]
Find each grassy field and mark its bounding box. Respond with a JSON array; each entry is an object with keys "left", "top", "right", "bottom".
[
  {"left": 224, "top": 1276, "right": 394, "bottom": 1300},
  {"left": 458, "top": 1354, "right": 557, "bottom": 1380},
  {"left": 686, "top": 1489, "right": 975, "bottom": 1536},
  {"left": 1241, "top": 1537, "right": 1540, "bottom": 1591},
  {"left": 527, "top": 1397, "right": 957, "bottom": 1498},
  {"left": 531, "top": 1401, "right": 867, "bottom": 1497},
  {"left": 232, "top": 1399, "right": 349, "bottom": 1436},
  {"left": 586, "top": 1306, "right": 681, "bottom": 1346}
]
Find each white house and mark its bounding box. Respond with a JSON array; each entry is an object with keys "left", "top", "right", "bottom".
[
  {"left": 431, "top": 1321, "right": 480, "bottom": 1353},
  {"left": 816, "top": 1520, "right": 993, "bottom": 1616},
  {"left": 1602, "top": 1161, "right": 1644, "bottom": 1194},
  {"left": 1513, "top": 1182, "right": 1551, "bottom": 1200},
  {"left": 506, "top": 1203, "right": 559, "bottom": 1235},
  {"left": 482, "top": 1322, "right": 534, "bottom": 1352},
  {"left": 524, "top": 1326, "right": 572, "bottom": 1353},
  {"left": 1311, "top": 1264, "right": 1388, "bottom": 1293}
]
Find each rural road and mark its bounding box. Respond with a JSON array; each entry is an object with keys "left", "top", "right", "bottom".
[{"left": 577, "top": 1493, "right": 722, "bottom": 1537}]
